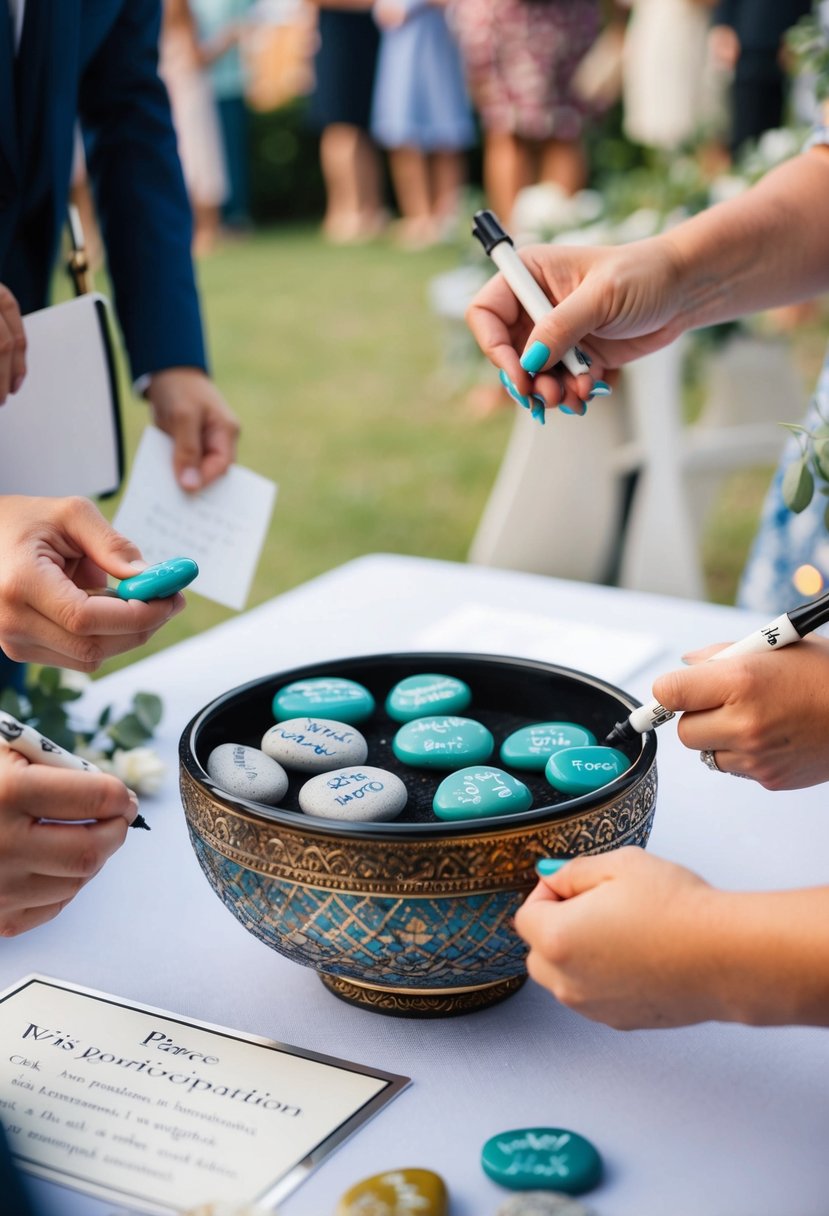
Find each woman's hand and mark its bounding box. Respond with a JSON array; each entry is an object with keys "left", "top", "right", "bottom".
[
  {"left": 653, "top": 636, "right": 829, "bottom": 789},
  {"left": 0, "top": 748, "right": 138, "bottom": 936},
  {"left": 0, "top": 495, "right": 184, "bottom": 671}
]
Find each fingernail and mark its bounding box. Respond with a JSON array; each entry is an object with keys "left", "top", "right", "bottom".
[
  {"left": 128, "top": 560, "right": 149, "bottom": 572},
  {"left": 127, "top": 789, "right": 140, "bottom": 819},
  {"left": 587, "top": 380, "right": 612, "bottom": 400},
  {"left": 559, "top": 401, "right": 588, "bottom": 417},
  {"left": 11, "top": 375, "right": 23, "bottom": 394},
  {"left": 531, "top": 395, "right": 546, "bottom": 425},
  {"left": 180, "top": 467, "right": 202, "bottom": 491},
  {"left": 536, "top": 858, "right": 570, "bottom": 876},
  {"left": 499, "top": 368, "right": 531, "bottom": 410},
  {"left": 520, "top": 340, "right": 551, "bottom": 375}
]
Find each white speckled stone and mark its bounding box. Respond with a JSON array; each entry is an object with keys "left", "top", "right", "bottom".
[
  {"left": 298, "top": 766, "right": 408, "bottom": 822},
  {"left": 261, "top": 717, "right": 368, "bottom": 774},
  {"left": 495, "top": 1195, "right": 595, "bottom": 1216},
  {"left": 206, "top": 743, "right": 289, "bottom": 805}
]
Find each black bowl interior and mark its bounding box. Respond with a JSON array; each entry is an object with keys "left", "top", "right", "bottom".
[{"left": 183, "top": 652, "right": 656, "bottom": 837}]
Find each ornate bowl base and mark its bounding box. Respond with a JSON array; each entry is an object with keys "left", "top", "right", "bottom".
[{"left": 319, "top": 972, "right": 527, "bottom": 1018}]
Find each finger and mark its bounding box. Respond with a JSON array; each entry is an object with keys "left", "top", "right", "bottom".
[
  {"left": 521, "top": 877, "right": 566, "bottom": 907},
  {"left": 0, "top": 311, "right": 13, "bottom": 403},
  {"left": 48, "top": 496, "right": 148, "bottom": 582},
  {"left": 545, "top": 847, "right": 645, "bottom": 901},
  {"left": 0, "top": 869, "right": 87, "bottom": 909},
  {"left": 166, "top": 404, "right": 205, "bottom": 492},
  {"left": 651, "top": 662, "right": 736, "bottom": 714},
  {"left": 516, "top": 277, "right": 604, "bottom": 384},
  {"left": 674, "top": 706, "right": 753, "bottom": 754},
  {"left": 0, "top": 900, "right": 75, "bottom": 937},
  {"left": 0, "top": 285, "right": 26, "bottom": 396},
  {"left": 198, "top": 414, "right": 238, "bottom": 488},
  {"left": 681, "top": 642, "right": 734, "bottom": 665},
  {"left": 3, "top": 762, "right": 136, "bottom": 825},
  {"left": 25, "top": 819, "right": 128, "bottom": 878}
]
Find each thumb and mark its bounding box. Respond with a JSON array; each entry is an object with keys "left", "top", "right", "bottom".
[
  {"left": 681, "top": 642, "right": 733, "bottom": 664},
  {"left": 57, "top": 499, "right": 148, "bottom": 582},
  {"left": 537, "top": 849, "right": 642, "bottom": 901},
  {"left": 517, "top": 277, "right": 601, "bottom": 376}
]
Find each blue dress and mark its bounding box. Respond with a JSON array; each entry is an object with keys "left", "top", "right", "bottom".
[{"left": 371, "top": 2, "right": 475, "bottom": 151}]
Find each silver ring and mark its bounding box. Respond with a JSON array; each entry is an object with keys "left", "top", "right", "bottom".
[{"left": 699, "top": 749, "right": 720, "bottom": 773}]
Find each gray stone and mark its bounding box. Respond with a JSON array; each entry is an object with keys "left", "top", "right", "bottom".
[
  {"left": 206, "top": 743, "right": 289, "bottom": 805},
  {"left": 261, "top": 717, "right": 368, "bottom": 774},
  {"left": 298, "top": 766, "right": 408, "bottom": 822},
  {"left": 495, "top": 1194, "right": 595, "bottom": 1216}
]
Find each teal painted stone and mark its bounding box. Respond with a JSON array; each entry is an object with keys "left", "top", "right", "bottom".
[
  {"left": 500, "top": 722, "right": 596, "bottom": 772},
  {"left": 433, "top": 766, "right": 532, "bottom": 821},
  {"left": 116, "top": 557, "right": 198, "bottom": 601},
  {"left": 545, "top": 746, "right": 631, "bottom": 795},
  {"left": 385, "top": 673, "right": 472, "bottom": 723},
  {"left": 392, "top": 716, "right": 493, "bottom": 770},
  {"left": 481, "top": 1127, "right": 603, "bottom": 1195},
  {"left": 272, "top": 677, "right": 375, "bottom": 725}
]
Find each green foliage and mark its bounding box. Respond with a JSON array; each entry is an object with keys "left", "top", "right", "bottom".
[
  {"left": 249, "top": 100, "right": 326, "bottom": 223},
  {"left": 787, "top": 11, "right": 829, "bottom": 100},
  {"left": 779, "top": 405, "right": 829, "bottom": 516}
]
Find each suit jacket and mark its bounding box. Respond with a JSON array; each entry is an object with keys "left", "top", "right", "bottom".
[
  {"left": 712, "top": 0, "right": 812, "bottom": 54},
  {"left": 0, "top": 0, "right": 207, "bottom": 380}
]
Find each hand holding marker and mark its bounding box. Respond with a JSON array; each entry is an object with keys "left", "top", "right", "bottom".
[
  {"left": 471, "top": 210, "right": 607, "bottom": 421},
  {"left": 605, "top": 588, "right": 829, "bottom": 746}
]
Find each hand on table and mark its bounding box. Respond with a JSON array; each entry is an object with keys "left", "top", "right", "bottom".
[
  {"left": 652, "top": 636, "right": 829, "bottom": 789},
  {"left": 0, "top": 747, "right": 137, "bottom": 936},
  {"left": 464, "top": 240, "right": 683, "bottom": 414},
  {"left": 0, "top": 495, "right": 185, "bottom": 671},
  {"left": 514, "top": 848, "right": 726, "bottom": 1029},
  {"left": 0, "top": 283, "right": 26, "bottom": 403},
  {"left": 145, "top": 367, "right": 240, "bottom": 492}
]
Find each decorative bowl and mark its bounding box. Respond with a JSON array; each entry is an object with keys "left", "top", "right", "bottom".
[{"left": 179, "top": 652, "right": 657, "bottom": 1017}]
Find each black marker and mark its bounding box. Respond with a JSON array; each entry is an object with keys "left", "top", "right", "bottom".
[{"left": 606, "top": 588, "right": 829, "bottom": 746}]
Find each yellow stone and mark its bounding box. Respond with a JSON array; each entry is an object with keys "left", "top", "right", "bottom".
[{"left": 336, "top": 1167, "right": 448, "bottom": 1215}]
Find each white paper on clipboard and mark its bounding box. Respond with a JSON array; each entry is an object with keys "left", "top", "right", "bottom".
[{"left": 0, "top": 293, "right": 123, "bottom": 497}]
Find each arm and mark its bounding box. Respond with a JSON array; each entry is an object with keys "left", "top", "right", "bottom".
[
  {"left": 514, "top": 849, "right": 829, "bottom": 1030},
  {"left": 79, "top": 0, "right": 239, "bottom": 489},
  {"left": 0, "top": 496, "right": 184, "bottom": 671},
  {"left": 650, "top": 637, "right": 829, "bottom": 790},
  {"left": 0, "top": 748, "right": 137, "bottom": 937},
  {"left": 466, "top": 145, "right": 829, "bottom": 411}
]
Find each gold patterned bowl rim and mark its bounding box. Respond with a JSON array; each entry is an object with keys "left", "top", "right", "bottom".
[{"left": 179, "top": 650, "right": 657, "bottom": 842}]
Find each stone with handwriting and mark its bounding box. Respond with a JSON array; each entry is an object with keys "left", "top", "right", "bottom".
[
  {"left": 336, "top": 1167, "right": 448, "bottom": 1215},
  {"left": 272, "top": 676, "right": 375, "bottom": 725},
  {"left": 385, "top": 673, "right": 471, "bottom": 723},
  {"left": 392, "top": 716, "right": 493, "bottom": 770},
  {"left": 207, "top": 743, "right": 289, "bottom": 805},
  {"left": 500, "top": 722, "right": 596, "bottom": 772},
  {"left": 298, "top": 765, "right": 408, "bottom": 822},
  {"left": 481, "top": 1127, "right": 602, "bottom": 1195},
  {"left": 432, "top": 766, "right": 532, "bottom": 821},
  {"left": 544, "top": 746, "right": 630, "bottom": 795},
  {"left": 261, "top": 717, "right": 368, "bottom": 774},
  {"left": 495, "top": 1193, "right": 596, "bottom": 1216}
]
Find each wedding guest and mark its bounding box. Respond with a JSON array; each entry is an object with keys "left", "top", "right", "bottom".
[
  {"left": 0, "top": 0, "right": 240, "bottom": 493},
  {"left": 370, "top": 0, "right": 475, "bottom": 249},
  {"left": 308, "top": 1, "right": 386, "bottom": 243},
  {"left": 453, "top": 0, "right": 602, "bottom": 225}
]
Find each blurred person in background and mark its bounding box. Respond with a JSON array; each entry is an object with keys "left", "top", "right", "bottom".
[
  {"left": 710, "top": 0, "right": 812, "bottom": 157},
  {"left": 453, "top": 0, "right": 602, "bottom": 225},
  {"left": 308, "top": 0, "right": 386, "bottom": 243},
  {"left": 371, "top": 0, "right": 475, "bottom": 248},
  {"left": 190, "top": 0, "right": 256, "bottom": 233}
]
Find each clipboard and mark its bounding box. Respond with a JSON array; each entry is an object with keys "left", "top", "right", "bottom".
[{"left": 0, "top": 292, "right": 124, "bottom": 498}]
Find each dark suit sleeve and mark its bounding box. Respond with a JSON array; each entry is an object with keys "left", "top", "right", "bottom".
[
  {"left": 78, "top": 0, "right": 208, "bottom": 380},
  {"left": 712, "top": 1, "right": 738, "bottom": 27}
]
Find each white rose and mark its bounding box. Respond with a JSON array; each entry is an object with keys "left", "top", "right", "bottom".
[
  {"left": 111, "top": 747, "right": 166, "bottom": 795},
  {"left": 57, "top": 670, "right": 92, "bottom": 694}
]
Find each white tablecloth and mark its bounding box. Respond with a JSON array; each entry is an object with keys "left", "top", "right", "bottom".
[{"left": 6, "top": 554, "right": 829, "bottom": 1216}]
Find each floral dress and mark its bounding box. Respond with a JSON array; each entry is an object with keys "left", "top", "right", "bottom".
[{"left": 452, "top": 0, "right": 601, "bottom": 141}]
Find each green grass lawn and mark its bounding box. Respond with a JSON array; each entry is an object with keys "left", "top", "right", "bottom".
[{"left": 96, "top": 224, "right": 513, "bottom": 675}]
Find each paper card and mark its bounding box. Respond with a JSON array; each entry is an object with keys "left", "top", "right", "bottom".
[
  {"left": 113, "top": 427, "right": 277, "bottom": 611},
  {"left": 0, "top": 976, "right": 409, "bottom": 1214},
  {"left": 414, "top": 603, "right": 666, "bottom": 686}
]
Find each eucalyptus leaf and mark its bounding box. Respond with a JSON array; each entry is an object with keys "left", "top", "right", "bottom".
[
  {"left": 37, "top": 667, "right": 61, "bottom": 696},
  {"left": 814, "top": 437, "right": 829, "bottom": 482},
  {"left": 0, "top": 689, "right": 23, "bottom": 718},
  {"left": 782, "top": 456, "right": 814, "bottom": 514},
  {"left": 107, "top": 713, "right": 153, "bottom": 750},
  {"left": 97, "top": 705, "right": 113, "bottom": 730},
  {"left": 133, "top": 693, "right": 163, "bottom": 732}
]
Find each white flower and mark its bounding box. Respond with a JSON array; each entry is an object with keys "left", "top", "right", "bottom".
[
  {"left": 512, "top": 183, "right": 580, "bottom": 238},
  {"left": 58, "top": 670, "right": 92, "bottom": 694},
  {"left": 756, "top": 126, "right": 799, "bottom": 167},
  {"left": 111, "top": 747, "right": 166, "bottom": 795},
  {"left": 708, "top": 174, "right": 749, "bottom": 205}
]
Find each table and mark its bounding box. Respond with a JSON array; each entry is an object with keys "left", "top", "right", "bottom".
[{"left": 6, "top": 554, "right": 829, "bottom": 1216}]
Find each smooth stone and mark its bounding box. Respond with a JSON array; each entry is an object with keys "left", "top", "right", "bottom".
[
  {"left": 298, "top": 765, "right": 408, "bottom": 822},
  {"left": 481, "top": 1128, "right": 602, "bottom": 1195},
  {"left": 385, "top": 673, "right": 472, "bottom": 723},
  {"left": 261, "top": 718, "right": 368, "bottom": 775},
  {"left": 336, "top": 1168, "right": 447, "bottom": 1216},
  {"left": 272, "top": 677, "right": 375, "bottom": 725},
  {"left": 206, "top": 743, "right": 289, "bottom": 805},
  {"left": 392, "top": 716, "right": 494, "bottom": 770},
  {"left": 433, "top": 766, "right": 532, "bottom": 821},
  {"left": 495, "top": 1193, "right": 595, "bottom": 1216},
  {"left": 544, "top": 746, "right": 631, "bottom": 795},
  {"left": 500, "top": 722, "right": 597, "bottom": 772},
  {"left": 116, "top": 557, "right": 199, "bottom": 601}
]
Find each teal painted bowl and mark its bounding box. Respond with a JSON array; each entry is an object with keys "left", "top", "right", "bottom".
[{"left": 179, "top": 653, "right": 657, "bottom": 1017}]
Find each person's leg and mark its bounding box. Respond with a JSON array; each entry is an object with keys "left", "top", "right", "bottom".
[
  {"left": 354, "top": 128, "right": 385, "bottom": 235},
  {"left": 539, "top": 136, "right": 587, "bottom": 197},
  {"left": 319, "top": 123, "right": 364, "bottom": 240},
  {"left": 217, "top": 95, "right": 251, "bottom": 229},
  {"left": 388, "top": 146, "right": 434, "bottom": 245},
  {"left": 483, "top": 130, "right": 532, "bottom": 225},
  {"left": 431, "top": 149, "right": 467, "bottom": 235}
]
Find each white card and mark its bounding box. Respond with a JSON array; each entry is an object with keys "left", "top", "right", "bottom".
[
  {"left": 114, "top": 427, "right": 277, "bottom": 611},
  {"left": 414, "top": 603, "right": 666, "bottom": 686},
  {"left": 0, "top": 975, "right": 408, "bottom": 1214}
]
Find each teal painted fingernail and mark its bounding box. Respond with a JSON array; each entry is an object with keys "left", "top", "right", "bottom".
[
  {"left": 587, "top": 380, "right": 612, "bottom": 400},
  {"left": 531, "top": 397, "right": 546, "bottom": 425},
  {"left": 499, "top": 368, "right": 531, "bottom": 409},
  {"left": 560, "top": 401, "right": 588, "bottom": 417},
  {"left": 520, "top": 340, "right": 551, "bottom": 374},
  {"left": 536, "top": 858, "right": 570, "bottom": 876}
]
